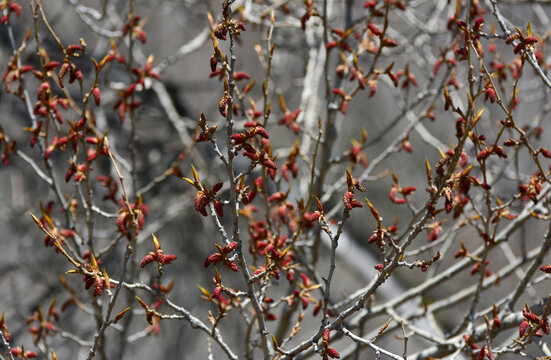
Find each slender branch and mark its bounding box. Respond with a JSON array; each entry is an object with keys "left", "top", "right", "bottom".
[
  {"left": 0, "top": 331, "right": 15, "bottom": 360},
  {"left": 508, "top": 216, "right": 551, "bottom": 310},
  {"left": 341, "top": 326, "right": 403, "bottom": 360}
]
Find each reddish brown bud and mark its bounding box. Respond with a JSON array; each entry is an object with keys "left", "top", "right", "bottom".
[
  {"left": 230, "top": 133, "right": 247, "bottom": 145},
  {"left": 523, "top": 307, "right": 540, "bottom": 323},
  {"left": 234, "top": 71, "right": 251, "bottom": 81},
  {"left": 92, "top": 86, "right": 101, "bottom": 106},
  {"left": 226, "top": 261, "right": 239, "bottom": 272},
  {"left": 210, "top": 55, "right": 218, "bottom": 73},
  {"left": 477, "top": 150, "right": 489, "bottom": 161},
  {"left": 219, "top": 96, "right": 228, "bottom": 117},
  {"left": 310, "top": 211, "right": 321, "bottom": 222},
  {"left": 485, "top": 87, "right": 497, "bottom": 103},
  {"left": 11, "top": 348, "right": 23, "bottom": 356},
  {"left": 223, "top": 242, "right": 238, "bottom": 254},
  {"left": 58, "top": 63, "right": 70, "bottom": 88},
  {"left": 140, "top": 253, "right": 155, "bottom": 268},
  {"left": 323, "top": 329, "right": 330, "bottom": 344},
  {"left": 331, "top": 28, "right": 345, "bottom": 37},
  {"left": 363, "top": 0, "right": 376, "bottom": 8},
  {"left": 66, "top": 44, "right": 84, "bottom": 55},
  {"left": 331, "top": 88, "right": 346, "bottom": 98},
  {"left": 326, "top": 347, "right": 340, "bottom": 359},
  {"left": 539, "top": 148, "right": 551, "bottom": 158},
  {"left": 287, "top": 270, "right": 295, "bottom": 284},
  {"left": 37, "top": 82, "right": 51, "bottom": 101},
  {"left": 504, "top": 138, "right": 519, "bottom": 147},
  {"left": 388, "top": 72, "right": 399, "bottom": 87},
  {"left": 268, "top": 191, "right": 285, "bottom": 203},
  {"left": 367, "top": 23, "right": 381, "bottom": 36},
  {"left": 254, "top": 126, "right": 269, "bottom": 139},
  {"left": 214, "top": 200, "right": 224, "bottom": 217},
  {"left": 261, "top": 158, "right": 277, "bottom": 171},
  {"left": 9, "top": 3, "right": 21, "bottom": 17},
  {"left": 204, "top": 253, "right": 222, "bottom": 267},
  {"left": 134, "top": 28, "right": 147, "bottom": 43},
  {"left": 300, "top": 273, "right": 311, "bottom": 287},
  {"left": 519, "top": 320, "right": 529, "bottom": 337},
  {"left": 44, "top": 61, "right": 60, "bottom": 72},
  {"left": 473, "top": 17, "right": 484, "bottom": 32},
  {"left": 301, "top": 296, "right": 309, "bottom": 309},
  {"left": 160, "top": 253, "right": 177, "bottom": 265},
  {"left": 18, "top": 65, "right": 33, "bottom": 74},
  {"left": 194, "top": 192, "right": 208, "bottom": 217},
  {"left": 343, "top": 192, "right": 363, "bottom": 210},
  {"left": 382, "top": 37, "right": 398, "bottom": 47},
  {"left": 340, "top": 100, "right": 349, "bottom": 114},
  {"left": 94, "top": 277, "right": 104, "bottom": 297},
  {"left": 212, "top": 286, "right": 222, "bottom": 299}
]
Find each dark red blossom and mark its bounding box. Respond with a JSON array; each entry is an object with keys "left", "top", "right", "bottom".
[
  {"left": 140, "top": 234, "right": 177, "bottom": 269},
  {"left": 204, "top": 242, "right": 240, "bottom": 272},
  {"left": 343, "top": 191, "right": 363, "bottom": 210},
  {"left": 484, "top": 86, "right": 497, "bottom": 103},
  {"left": 233, "top": 71, "right": 251, "bottom": 81},
  {"left": 186, "top": 172, "right": 224, "bottom": 217},
  {"left": 523, "top": 306, "right": 541, "bottom": 324},
  {"left": 91, "top": 86, "right": 101, "bottom": 106},
  {"left": 367, "top": 22, "right": 381, "bottom": 36},
  {"left": 519, "top": 320, "right": 529, "bottom": 337},
  {"left": 204, "top": 253, "right": 222, "bottom": 267},
  {"left": 212, "top": 286, "right": 222, "bottom": 299},
  {"left": 116, "top": 196, "right": 148, "bottom": 238},
  {"left": 44, "top": 61, "right": 60, "bottom": 72},
  {"left": 542, "top": 317, "right": 550, "bottom": 335},
  {"left": 261, "top": 158, "right": 277, "bottom": 171},
  {"left": 326, "top": 347, "right": 340, "bottom": 359}
]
